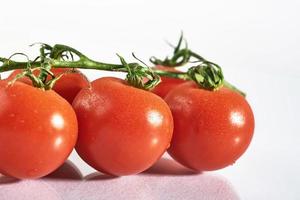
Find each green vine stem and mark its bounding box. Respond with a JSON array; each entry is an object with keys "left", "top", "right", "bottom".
[
  {"left": 0, "top": 43, "right": 246, "bottom": 96},
  {"left": 223, "top": 80, "right": 246, "bottom": 97},
  {"left": 0, "top": 57, "right": 186, "bottom": 79}
]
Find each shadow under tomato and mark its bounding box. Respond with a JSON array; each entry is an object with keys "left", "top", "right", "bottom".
[
  {"left": 44, "top": 160, "right": 83, "bottom": 180},
  {"left": 84, "top": 172, "right": 119, "bottom": 181},
  {"left": 0, "top": 175, "right": 19, "bottom": 185},
  {"left": 142, "top": 157, "right": 197, "bottom": 176}
]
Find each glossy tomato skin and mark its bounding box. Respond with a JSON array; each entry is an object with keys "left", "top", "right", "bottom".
[
  {"left": 165, "top": 81, "right": 255, "bottom": 171},
  {"left": 0, "top": 81, "right": 78, "bottom": 179},
  {"left": 151, "top": 65, "right": 186, "bottom": 98},
  {"left": 7, "top": 68, "right": 89, "bottom": 104},
  {"left": 73, "top": 77, "right": 173, "bottom": 176}
]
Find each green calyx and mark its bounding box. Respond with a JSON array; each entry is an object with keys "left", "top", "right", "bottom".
[
  {"left": 187, "top": 61, "right": 224, "bottom": 91},
  {"left": 150, "top": 33, "right": 192, "bottom": 67},
  {"left": 149, "top": 33, "right": 246, "bottom": 96},
  {"left": 118, "top": 54, "right": 161, "bottom": 90},
  {"left": 5, "top": 45, "right": 67, "bottom": 90}
]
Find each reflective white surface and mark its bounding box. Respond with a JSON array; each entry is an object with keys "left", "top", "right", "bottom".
[{"left": 0, "top": 0, "right": 300, "bottom": 199}]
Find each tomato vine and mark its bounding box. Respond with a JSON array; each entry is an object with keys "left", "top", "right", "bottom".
[{"left": 0, "top": 39, "right": 245, "bottom": 96}]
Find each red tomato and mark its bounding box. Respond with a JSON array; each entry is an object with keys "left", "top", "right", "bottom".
[
  {"left": 0, "top": 81, "right": 78, "bottom": 179},
  {"left": 72, "top": 77, "right": 174, "bottom": 176},
  {"left": 151, "top": 65, "right": 186, "bottom": 98},
  {"left": 7, "top": 68, "right": 89, "bottom": 104},
  {"left": 165, "top": 81, "right": 255, "bottom": 171}
]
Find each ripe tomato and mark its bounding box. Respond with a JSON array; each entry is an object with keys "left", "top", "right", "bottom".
[
  {"left": 7, "top": 68, "right": 89, "bottom": 104},
  {"left": 0, "top": 81, "right": 78, "bottom": 179},
  {"left": 151, "top": 65, "right": 186, "bottom": 98},
  {"left": 165, "top": 81, "right": 255, "bottom": 171},
  {"left": 72, "top": 77, "right": 174, "bottom": 176}
]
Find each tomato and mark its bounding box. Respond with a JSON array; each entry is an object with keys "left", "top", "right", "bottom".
[
  {"left": 151, "top": 65, "right": 186, "bottom": 98},
  {"left": 165, "top": 81, "right": 255, "bottom": 171},
  {"left": 0, "top": 81, "right": 78, "bottom": 179},
  {"left": 7, "top": 68, "right": 89, "bottom": 104},
  {"left": 72, "top": 77, "right": 173, "bottom": 176}
]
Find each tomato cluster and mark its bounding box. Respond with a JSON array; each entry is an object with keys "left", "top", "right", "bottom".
[
  {"left": 0, "top": 49, "right": 254, "bottom": 179},
  {"left": 0, "top": 69, "right": 175, "bottom": 178}
]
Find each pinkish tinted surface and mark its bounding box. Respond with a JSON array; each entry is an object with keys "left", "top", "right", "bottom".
[{"left": 0, "top": 159, "right": 239, "bottom": 200}]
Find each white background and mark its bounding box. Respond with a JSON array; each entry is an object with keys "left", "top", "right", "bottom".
[{"left": 1, "top": 0, "right": 300, "bottom": 199}]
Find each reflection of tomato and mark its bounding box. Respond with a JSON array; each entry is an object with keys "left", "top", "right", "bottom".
[
  {"left": 151, "top": 65, "right": 186, "bottom": 98},
  {"left": 165, "top": 81, "right": 255, "bottom": 171},
  {"left": 73, "top": 77, "right": 173, "bottom": 176},
  {"left": 0, "top": 81, "right": 78, "bottom": 179},
  {"left": 7, "top": 68, "right": 89, "bottom": 104}
]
